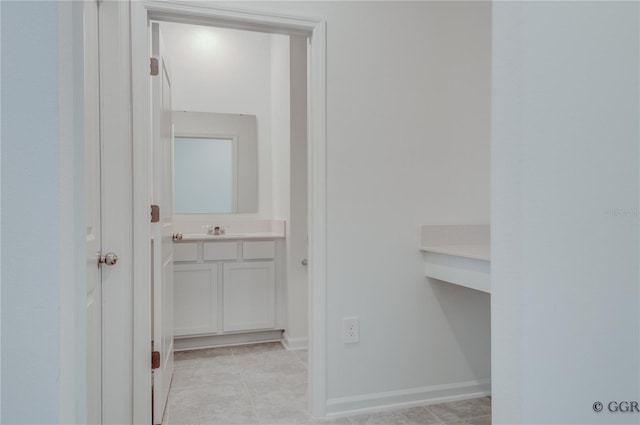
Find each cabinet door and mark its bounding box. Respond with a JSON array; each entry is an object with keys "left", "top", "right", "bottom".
[
  {"left": 223, "top": 261, "right": 275, "bottom": 332},
  {"left": 174, "top": 264, "right": 218, "bottom": 336}
]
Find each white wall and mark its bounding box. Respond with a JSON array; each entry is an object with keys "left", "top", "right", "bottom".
[
  {"left": 161, "top": 22, "right": 289, "bottom": 221},
  {"left": 2, "top": 2, "right": 61, "bottom": 421},
  {"left": 270, "top": 35, "right": 290, "bottom": 222},
  {"left": 213, "top": 0, "right": 492, "bottom": 411},
  {"left": 492, "top": 2, "right": 639, "bottom": 424},
  {"left": 0, "top": 2, "right": 79, "bottom": 424}
]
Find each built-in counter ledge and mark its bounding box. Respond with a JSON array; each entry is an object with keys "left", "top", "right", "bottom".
[
  {"left": 174, "top": 232, "right": 285, "bottom": 242},
  {"left": 419, "top": 225, "right": 490, "bottom": 293}
]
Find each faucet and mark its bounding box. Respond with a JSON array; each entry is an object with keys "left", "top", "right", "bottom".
[{"left": 203, "top": 225, "right": 225, "bottom": 235}]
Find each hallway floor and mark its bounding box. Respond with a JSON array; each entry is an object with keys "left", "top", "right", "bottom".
[{"left": 162, "top": 342, "right": 491, "bottom": 425}]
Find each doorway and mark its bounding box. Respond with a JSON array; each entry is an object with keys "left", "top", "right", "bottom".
[
  {"left": 122, "top": 2, "right": 327, "bottom": 423},
  {"left": 155, "top": 19, "right": 308, "bottom": 422}
]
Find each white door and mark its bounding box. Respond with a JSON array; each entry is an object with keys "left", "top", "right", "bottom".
[
  {"left": 84, "top": 1, "right": 102, "bottom": 423},
  {"left": 151, "top": 21, "right": 175, "bottom": 425}
]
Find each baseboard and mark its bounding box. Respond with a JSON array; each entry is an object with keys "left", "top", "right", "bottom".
[
  {"left": 281, "top": 332, "right": 308, "bottom": 351},
  {"left": 174, "top": 330, "right": 284, "bottom": 351},
  {"left": 325, "top": 379, "right": 491, "bottom": 417}
]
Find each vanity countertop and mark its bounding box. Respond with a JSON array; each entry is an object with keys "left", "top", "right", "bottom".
[{"left": 176, "top": 232, "right": 285, "bottom": 241}]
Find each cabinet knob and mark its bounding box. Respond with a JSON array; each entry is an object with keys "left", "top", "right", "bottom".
[{"left": 301, "top": 259, "right": 308, "bottom": 266}]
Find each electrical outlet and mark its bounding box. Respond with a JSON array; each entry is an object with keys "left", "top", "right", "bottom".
[{"left": 342, "top": 317, "right": 359, "bottom": 343}]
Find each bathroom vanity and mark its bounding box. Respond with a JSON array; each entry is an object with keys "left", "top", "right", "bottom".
[{"left": 172, "top": 233, "right": 286, "bottom": 350}]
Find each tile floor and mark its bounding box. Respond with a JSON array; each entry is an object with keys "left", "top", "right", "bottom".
[{"left": 162, "top": 342, "right": 491, "bottom": 425}]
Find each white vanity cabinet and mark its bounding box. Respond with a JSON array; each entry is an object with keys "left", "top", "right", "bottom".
[{"left": 173, "top": 237, "right": 285, "bottom": 347}]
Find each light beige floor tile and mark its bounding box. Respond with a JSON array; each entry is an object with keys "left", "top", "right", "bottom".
[
  {"left": 232, "top": 342, "right": 285, "bottom": 356},
  {"left": 234, "top": 350, "right": 303, "bottom": 367},
  {"left": 174, "top": 354, "right": 238, "bottom": 374},
  {"left": 426, "top": 398, "right": 491, "bottom": 423},
  {"left": 174, "top": 379, "right": 248, "bottom": 399},
  {"left": 174, "top": 346, "right": 234, "bottom": 363},
  {"left": 238, "top": 355, "right": 307, "bottom": 385},
  {"left": 445, "top": 414, "right": 491, "bottom": 425},
  {"left": 254, "top": 403, "right": 312, "bottom": 424},
  {"left": 245, "top": 379, "right": 307, "bottom": 404},
  {"left": 348, "top": 406, "right": 441, "bottom": 425},
  {"left": 171, "top": 363, "right": 242, "bottom": 390},
  {"left": 165, "top": 392, "right": 258, "bottom": 425},
  {"left": 236, "top": 361, "right": 304, "bottom": 376},
  {"left": 297, "top": 416, "right": 352, "bottom": 425}
]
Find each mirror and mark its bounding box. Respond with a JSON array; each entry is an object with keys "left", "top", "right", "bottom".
[{"left": 173, "top": 111, "right": 258, "bottom": 213}]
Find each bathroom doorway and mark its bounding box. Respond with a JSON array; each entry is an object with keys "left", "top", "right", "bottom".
[
  {"left": 124, "top": 2, "right": 327, "bottom": 423},
  {"left": 154, "top": 19, "right": 309, "bottom": 423}
]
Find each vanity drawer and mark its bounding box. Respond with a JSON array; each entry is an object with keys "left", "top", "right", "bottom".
[
  {"left": 174, "top": 243, "right": 198, "bottom": 262},
  {"left": 242, "top": 241, "right": 275, "bottom": 260},
  {"left": 203, "top": 242, "right": 238, "bottom": 261}
]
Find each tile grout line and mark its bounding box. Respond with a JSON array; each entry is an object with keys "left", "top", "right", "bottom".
[
  {"left": 344, "top": 415, "right": 356, "bottom": 425},
  {"left": 421, "top": 405, "right": 448, "bottom": 425},
  {"left": 233, "top": 348, "right": 263, "bottom": 425}
]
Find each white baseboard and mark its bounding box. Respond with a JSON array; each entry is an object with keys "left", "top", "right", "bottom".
[
  {"left": 174, "top": 330, "right": 283, "bottom": 351},
  {"left": 281, "top": 332, "right": 308, "bottom": 351},
  {"left": 325, "top": 379, "right": 491, "bottom": 417}
]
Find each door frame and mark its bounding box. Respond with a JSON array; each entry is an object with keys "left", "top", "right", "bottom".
[
  {"left": 58, "top": 1, "right": 90, "bottom": 422},
  {"left": 128, "top": 2, "right": 328, "bottom": 423}
]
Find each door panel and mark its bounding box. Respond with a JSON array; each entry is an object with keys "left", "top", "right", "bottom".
[
  {"left": 84, "top": 1, "right": 101, "bottom": 423},
  {"left": 223, "top": 262, "right": 276, "bottom": 332},
  {"left": 174, "top": 264, "right": 219, "bottom": 336},
  {"left": 152, "top": 21, "right": 174, "bottom": 424}
]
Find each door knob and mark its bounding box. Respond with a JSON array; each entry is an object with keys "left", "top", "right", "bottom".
[{"left": 97, "top": 252, "right": 119, "bottom": 267}]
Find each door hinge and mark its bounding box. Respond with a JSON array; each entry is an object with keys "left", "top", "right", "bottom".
[
  {"left": 150, "top": 57, "right": 159, "bottom": 76},
  {"left": 152, "top": 351, "right": 160, "bottom": 370},
  {"left": 151, "top": 204, "right": 160, "bottom": 223}
]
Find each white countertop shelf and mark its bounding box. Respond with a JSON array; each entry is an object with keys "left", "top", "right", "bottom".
[
  {"left": 418, "top": 243, "right": 490, "bottom": 262},
  {"left": 419, "top": 225, "right": 490, "bottom": 293}
]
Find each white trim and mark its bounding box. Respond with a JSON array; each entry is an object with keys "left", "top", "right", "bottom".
[
  {"left": 130, "top": 2, "right": 153, "bottom": 424},
  {"left": 143, "top": 1, "right": 318, "bottom": 36},
  {"left": 130, "top": 1, "right": 328, "bottom": 420},
  {"left": 99, "top": 2, "right": 135, "bottom": 423},
  {"left": 58, "top": 2, "right": 86, "bottom": 423},
  {"left": 281, "top": 332, "right": 309, "bottom": 351},
  {"left": 325, "top": 379, "right": 491, "bottom": 418},
  {"left": 0, "top": 0, "right": 3, "bottom": 418},
  {"left": 175, "top": 331, "right": 284, "bottom": 351},
  {"left": 307, "top": 20, "right": 327, "bottom": 419}
]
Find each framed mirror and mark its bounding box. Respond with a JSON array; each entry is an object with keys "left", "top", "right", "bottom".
[{"left": 173, "top": 111, "right": 258, "bottom": 213}]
